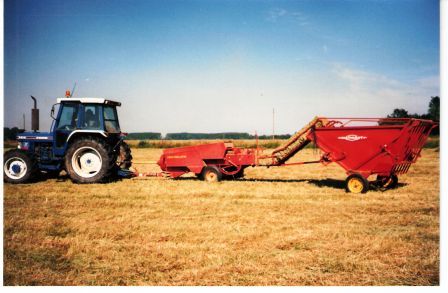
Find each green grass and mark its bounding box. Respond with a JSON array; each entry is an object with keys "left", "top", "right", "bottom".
[{"left": 424, "top": 136, "right": 439, "bottom": 149}]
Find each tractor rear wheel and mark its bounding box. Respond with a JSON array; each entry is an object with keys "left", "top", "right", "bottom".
[
  {"left": 201, "top": 166, "right": 222, "bottom": 182},
  {"left": 116, "top": 141, "right": 132, "bottom": 169},
  {"left": 3, "top": 149, "right": 37, "bottom": 184},
  {"left": 65, "top": 138, "right": 113, "bottom": 183},
  {"left": 345, "top": 173, "right": 369, "bottom": 193}
]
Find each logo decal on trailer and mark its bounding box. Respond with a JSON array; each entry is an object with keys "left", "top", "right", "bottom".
[
  {"left": 337, "top": 134, "right": 367, "bottom": 142},
  {"left": 167, "top": 155, "right": 187, "bottom": 159}
]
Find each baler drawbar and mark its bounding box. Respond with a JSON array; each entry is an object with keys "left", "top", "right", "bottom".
[{"left": 154, "top": 117, "right": 436, "bottom": 193}]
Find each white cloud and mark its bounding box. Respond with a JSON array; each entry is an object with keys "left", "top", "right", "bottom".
[
  {"left": 416, "top": 75, "right": 439, "bottom": 89},
  {"left": 266, "top": 8, "right": 287, "bottom": 22},
  {"left": 331, "top": 63, "right": 439, "bottom": 115},
  {"left": 294, "top": 56, "right": 312, "bottom": 62},
  {"left": 266, "top": 8, "right": 309, "bottom": 26}
]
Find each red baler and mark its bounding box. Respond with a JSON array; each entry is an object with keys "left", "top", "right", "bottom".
[{"left": 156, "top": 117, "right": 436, "bottom": 193}]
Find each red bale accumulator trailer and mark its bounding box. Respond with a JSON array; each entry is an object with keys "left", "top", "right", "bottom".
[{"left": 156, "top": 117, "right": 437, "bottom": 193}]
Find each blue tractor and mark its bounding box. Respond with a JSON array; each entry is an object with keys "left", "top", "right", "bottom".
[{"left": 3, "top": 96, "right": 132, "bottom": 184}]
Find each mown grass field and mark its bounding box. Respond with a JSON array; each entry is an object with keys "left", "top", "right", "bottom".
[{"left": 3, "top": 146, "right": 439, "bottom": 285}]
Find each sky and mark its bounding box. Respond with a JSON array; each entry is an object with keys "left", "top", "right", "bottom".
[{"left": 3, "top": 0, "right": 440, "bottom": 135}]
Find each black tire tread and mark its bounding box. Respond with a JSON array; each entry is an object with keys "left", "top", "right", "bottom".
[{"left": 117, "top": 141, "right": 132, "bottom": 169}]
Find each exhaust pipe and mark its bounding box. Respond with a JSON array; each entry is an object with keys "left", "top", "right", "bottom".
[{"left": 30, "top": 96, "right": 39, "bottom": 132}]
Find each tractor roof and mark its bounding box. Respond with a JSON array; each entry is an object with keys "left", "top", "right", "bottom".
[{"left": 56, "top": 97, "right": 121, "bottom": 106}]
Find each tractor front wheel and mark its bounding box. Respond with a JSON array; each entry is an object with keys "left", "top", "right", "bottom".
[
  {"left": 3, "top": 149, "right": 37, "bottom": 184},
  {"left": 201, "top": 166, "right": 222, "bottom": 182},
  {"left": 65, "top": 138, "right": 113, "bottom": 183},
  {"left": 345, "top": 173, "right": 369, "bottom": 194}
]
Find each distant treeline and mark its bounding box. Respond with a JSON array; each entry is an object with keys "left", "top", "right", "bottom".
[
  {"left": 164, "top": 132, "right": 291, "bottom": 140},
  {"left": 125, "top": 132, "right": 162, "bottom": 140},
  {"left": 387, "top": 96, "right": 439, "bottom": 122},
  {"left": 387, "top": 96, "right": 439, "bottom": 135},
  {"left": 4, "top": 127, "right": 24, "bottom": 141},
  {"left": 125, "top": 132, "right": 291, "bottom": 140}
]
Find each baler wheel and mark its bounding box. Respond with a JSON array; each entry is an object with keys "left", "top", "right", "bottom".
[
  {"left": 345, "top": 173, "right": 369, "bottom": 193},
  {"left": 202, "top": 166, "right": 222, "bottom": 182},
  {"left": 377, "top": 174, "right": 398, "bottom": 190}
]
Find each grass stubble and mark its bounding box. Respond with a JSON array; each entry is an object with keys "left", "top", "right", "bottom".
[{"left": 3, "top": 147, "right": 439, "bottom": 285}]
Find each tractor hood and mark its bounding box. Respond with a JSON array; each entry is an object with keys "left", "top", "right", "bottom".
[{"left": 17, "top": 132, "right": 53, "bottom": 142}]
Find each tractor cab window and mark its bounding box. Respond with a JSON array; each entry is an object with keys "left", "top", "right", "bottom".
[
  {"left": 83, "top": 105, "right": 101, "bottom": 129},
  {"left": 103, "top": 106, "right": 120, "bottom": 133},
  {"left": 56, "top": 104, "right": 79, "bottom": 130}
]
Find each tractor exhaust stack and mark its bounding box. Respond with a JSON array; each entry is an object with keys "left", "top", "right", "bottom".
[{"left": 30, "top": 96, "right": 39, "bottom": 132}]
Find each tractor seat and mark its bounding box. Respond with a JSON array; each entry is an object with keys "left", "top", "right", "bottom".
[{"left": 84, "top": 109, "right": 99, "bottom": 128}]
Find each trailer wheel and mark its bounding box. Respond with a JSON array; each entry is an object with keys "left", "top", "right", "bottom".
[
  {"left": 377, "top": 174, "right": 398, "bottom": 189},
  {"left": 3, "top": 149, "right": 38, "bottom": 184},
  {"left": 345, "top": 174, "right": 369, "bottom": 193},
  {"left": 201, "top": 166, "right": 222, "bottom": 182}
]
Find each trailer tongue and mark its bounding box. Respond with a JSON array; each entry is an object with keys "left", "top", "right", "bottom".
[{"left": 155, "top": 117, "right": 436, "bottom": 193}]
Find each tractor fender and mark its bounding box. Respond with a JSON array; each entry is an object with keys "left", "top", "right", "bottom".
[{"left": 67, "top": 130, "right": 107, "bottom": 145}]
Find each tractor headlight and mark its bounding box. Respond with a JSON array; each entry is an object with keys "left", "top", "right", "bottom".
[{"left": 18, "top": 142, "right": 30, "bottom": 150}]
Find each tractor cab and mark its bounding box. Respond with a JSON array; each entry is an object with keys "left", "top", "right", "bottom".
[
  {"left": 51, "top": 98, "right": 122, "bottom": 151},
  {"left": 53, "top": 98, "right": 121, "bottom": 132}
]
